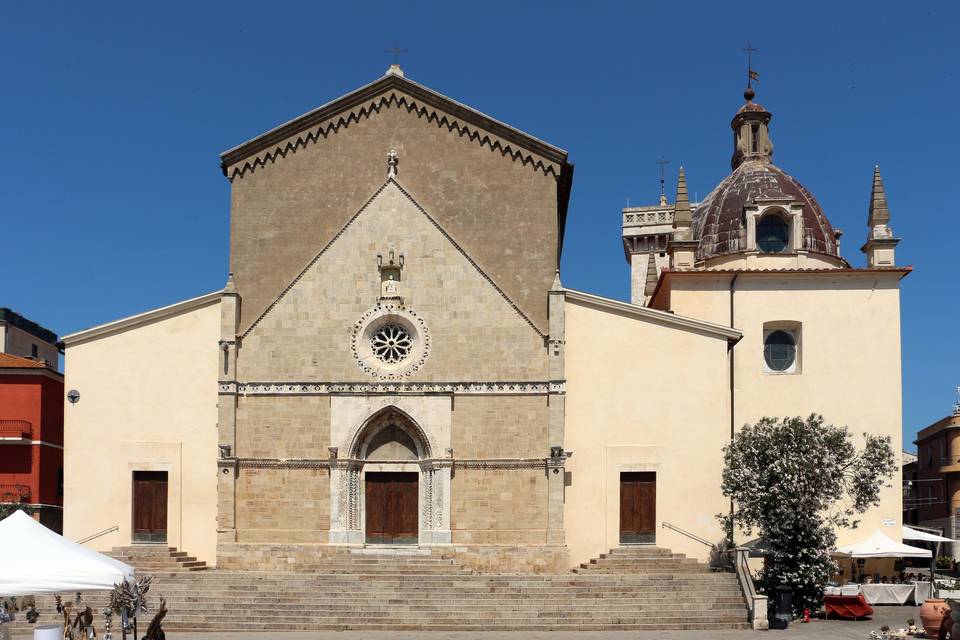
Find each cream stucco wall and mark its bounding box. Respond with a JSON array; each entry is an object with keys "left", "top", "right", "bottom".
[
  {"left": 564, "top": 296, "right": 735, "bottom": 565},
  {"left": 666, "top": 271, "right": 905, "bottom": 546},
  {"left": 62, "top": 298, "right": 220, "bottom": 564}
]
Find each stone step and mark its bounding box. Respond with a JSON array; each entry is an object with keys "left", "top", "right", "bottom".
[
  {"left": 107, "top": 544, "right": 209, "bottom": 572},
  {"left": 158, "top": 594, "right": 741, "bottom": 610},
  {"left": 158, "top": 615, "right": 750, "bottom": 626},
  {"left": 149, "top": 578, "right": 742, "bottom": 588},
  {"left": 1, "top": 621, "right": 752, "bottom": 634},
  {"left": 149, "top": 585, "right": 744, "bottom": 595},
  {"left": 149, "top": 584, "right": 744, "bottom": 594},
  {"left": 154, "top": 611, "right": 750, "bottom": 623}
]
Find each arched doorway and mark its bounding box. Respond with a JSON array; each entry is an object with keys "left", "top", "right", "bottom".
[
  {"left": 329, "top": 406, "right": 451, "bottom": 545},
  {"left": 357, "top": 418, "right": 424, "bottom": 545}
]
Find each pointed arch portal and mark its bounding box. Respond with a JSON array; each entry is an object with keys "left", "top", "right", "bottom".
[{"left": 329, "top": 405, "right": 451, "bottom": 545}]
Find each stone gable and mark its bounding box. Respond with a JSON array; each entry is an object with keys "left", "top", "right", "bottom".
[
  {"left": 238, "top": 181, "right": 548, "bottom": 382},
  {"left": 228, "top": 86, "right": 567, "bottom": 337}
]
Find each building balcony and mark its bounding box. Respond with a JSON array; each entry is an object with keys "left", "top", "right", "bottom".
[
  {"left": 0, "top": 419, "right": 32, "bottom": 440},
  {"left": 0, "top": 483, "right": 31, "bottom": 503}
]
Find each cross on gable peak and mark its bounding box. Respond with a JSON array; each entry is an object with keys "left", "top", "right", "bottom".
[{"left": 384, "top": 42, "right": 408, "bottom": 77}]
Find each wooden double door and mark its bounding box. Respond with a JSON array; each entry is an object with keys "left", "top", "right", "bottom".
[
  {"left": 132, "top": 471, "right": 168, "bottom": 543},
  {"left": 365, "top": 472, "right": 418, "bottom": 544},
  {"left": 620, "top": 472, "right": 656, "bottom": 544}
]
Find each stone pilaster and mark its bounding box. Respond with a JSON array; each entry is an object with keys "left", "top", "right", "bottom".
[
  {"left": 547, "top": 271, "right": 566, "bottom": 544},
  {"left": 217, "top": 274, "right": 240, "bottom": 542}
]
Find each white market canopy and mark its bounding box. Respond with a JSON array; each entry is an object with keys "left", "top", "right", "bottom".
[
  {"left": 902, "top": 526, "right": 954, "bottom": 543},
  {"left": 836, "top": 528, "right": 933, "bottom": 558},
  {"left": 0, "top": 510, "right": 135, "bottom": 596}
]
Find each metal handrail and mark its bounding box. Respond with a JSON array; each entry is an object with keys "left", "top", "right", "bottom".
[
  {"left": 661, "top": 521, "right": 717, "bottom": 549},
  {"left": 733, "top": 547, "right": 758, "bottom": 614},
  {"left": 731, "top": 547, "right": 757, "bottom": 613},
  {"left": 76, "top": 525, "right": 118, "bottom": 544}
]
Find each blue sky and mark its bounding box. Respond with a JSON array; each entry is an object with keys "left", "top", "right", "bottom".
[{"left": 2, "top": 1, "right": 956, "bottom": 446}]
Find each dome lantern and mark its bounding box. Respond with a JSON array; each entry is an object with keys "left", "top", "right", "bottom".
[{"left": 730, "top": 87, "right": 774, "bottom": 170}]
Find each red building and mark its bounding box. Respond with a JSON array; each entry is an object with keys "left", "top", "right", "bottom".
[{"left": 0, "top": 352, "right": 64, "bottom": 532}]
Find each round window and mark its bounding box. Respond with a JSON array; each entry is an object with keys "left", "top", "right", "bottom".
[
  {"left": 371, "top": 323, "right": 413, "bottom": 364},
  {"left": 757, "top": 215, "right": 789, "bottom": 253},
  {"left": 352, "top": 303, "right": 431, "bottom": 379},
  {"left": 764, "top": 330, "right": 796, "bottom": 372}
]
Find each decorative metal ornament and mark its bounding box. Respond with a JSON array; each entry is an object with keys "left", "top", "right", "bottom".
[{"left": 102, "top": 608, "right": 113, "bottom": 640}]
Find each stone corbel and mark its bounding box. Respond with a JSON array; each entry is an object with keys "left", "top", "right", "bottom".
[{"left": 216, "top": 456, "right": 239, "bottom": 475}]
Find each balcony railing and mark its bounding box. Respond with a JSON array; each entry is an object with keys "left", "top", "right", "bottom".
[
  {"left": 0, "top": 483, "right": 31, "bottom": 503},
  {"left": 0, "top": 420, "right": 32, "bottom": 439}
]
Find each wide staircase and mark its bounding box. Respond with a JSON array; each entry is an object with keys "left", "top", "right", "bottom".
[
  {"left": 6, "top": 546, "right": 749, "bottom": 633},
  {"left": 108, "top": 545, "right": 208, "bottom": 572},
  {"left": 574, "top": 545, "right": 714, "bottom": 574}
]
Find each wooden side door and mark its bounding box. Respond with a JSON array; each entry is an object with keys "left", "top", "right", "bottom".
[
  {"left": 132, "top": 471, "right": 168, "bottom": 543},
  {"left": 619, "top": 471, "right": 656, "bottom": 544}
]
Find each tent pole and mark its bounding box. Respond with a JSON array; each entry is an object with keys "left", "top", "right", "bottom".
[{"left": 933, "top": 541, "right": 940, "bottom": 585}]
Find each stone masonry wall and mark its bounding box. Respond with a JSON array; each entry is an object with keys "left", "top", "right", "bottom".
[
  {"left": 451, "top": 468, "right": 548, "bottom": 544},
  {"left": 235, "top": 467, "right": 330, "bottom": 542},
  {"left": 452, "top": 396, "right": 548, "bottom": 458},
  {"left": 217, "top": 542, "right": 569, "bottom": 574},
  {"left": 228, "top": 93, "right": 561, "bottom": 336},
  {"left": 235, "top": 395, "right": 330, "bottom": 459},
  {"left": 237, "top": 183, "right": 548, "bottom": 382}
]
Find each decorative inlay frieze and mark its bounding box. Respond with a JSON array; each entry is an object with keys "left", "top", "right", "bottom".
[
  {"left": 223, "top": 380, "right": 564, "bottom": 396},
  {"left": 218, "top": 456, "right": 561, "bottom": 471},
  {"left": 455, "top": 458, "right": 553, "bottom": 470}
]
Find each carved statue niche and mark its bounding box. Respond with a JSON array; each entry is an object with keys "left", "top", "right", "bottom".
[{"left": 377, "top": 249, "right": 404, "bottom": 300}]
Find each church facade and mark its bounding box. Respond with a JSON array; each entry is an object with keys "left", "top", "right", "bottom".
[{"left": 60, "top": 67, "right": 908, "bottom": 572}]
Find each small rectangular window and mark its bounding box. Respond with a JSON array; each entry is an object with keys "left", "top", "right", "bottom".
[
  {"left": 751, "top": 124, "right": 760, "bottom": 153},
  {"left": 31, "top": 344, "right": 38, "bottom": 358}
]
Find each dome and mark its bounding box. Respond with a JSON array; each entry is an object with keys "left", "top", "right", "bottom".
[
  {"left": 690, "top": 88, "right": 843, "bottom": 265},
  {"left": 692, "top": 162, "right": 840, "bottom": 261}
]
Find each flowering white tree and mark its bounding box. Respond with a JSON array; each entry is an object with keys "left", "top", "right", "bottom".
[{"left": 720, "top": 414, "right": 896, "bottom": 615}]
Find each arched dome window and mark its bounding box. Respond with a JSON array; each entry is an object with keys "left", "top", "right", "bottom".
[{"left": 757, "top": 214, "right": 789, "bottom": 253}]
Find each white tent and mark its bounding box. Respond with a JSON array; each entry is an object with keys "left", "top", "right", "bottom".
[
  {"left": 902, "top": 526, "right": 954, "bottom": 543},
  {"left": 0, "top": 510, "right": 134, "bottom": 596},
  {"left": 836, "top": 528, "right": 932, "bottom": 558}
]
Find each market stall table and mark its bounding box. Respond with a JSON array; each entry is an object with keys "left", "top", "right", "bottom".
[
  {"left": 826, "top": 582, "right": 933, "bottom": 605},
  {"left": 861, "top": 583, "right": 921, "bottom": 604}
]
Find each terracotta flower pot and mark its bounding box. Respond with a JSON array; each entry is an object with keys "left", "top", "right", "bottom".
[{"left": 919, "top": 598, "right": 950, "bottom": 637}]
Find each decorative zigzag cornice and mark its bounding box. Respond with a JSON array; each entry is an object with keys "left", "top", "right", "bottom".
[
  {"left": 241, "top": 179, "right": 545, "bottom": 339},
  {"left": 221, "top": 75, "right": 568, "bottom": 181}
]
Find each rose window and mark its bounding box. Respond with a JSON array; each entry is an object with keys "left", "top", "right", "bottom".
[{"left": 370, "top": 323, "right": 413, "bottom": 364}]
